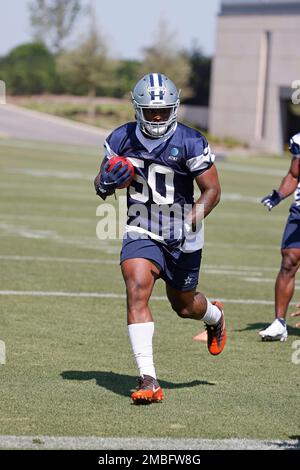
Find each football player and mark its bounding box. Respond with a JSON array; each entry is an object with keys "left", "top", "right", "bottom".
[
  {"left": 94, "top": 73, "right": 226, "bottom": 404},
  {"left": 260, "top": 133, "right": 300, "bottom": 341}
]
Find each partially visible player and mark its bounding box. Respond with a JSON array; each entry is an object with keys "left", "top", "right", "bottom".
[
  {"left": 94, "top": 73, "right": 226, "bottom": 404},
  {"left": 291, "top": 304, "right": 300, "bottom": 328},
  {"left": 260, "top": 133, "right": 300, "bottom": 341}
]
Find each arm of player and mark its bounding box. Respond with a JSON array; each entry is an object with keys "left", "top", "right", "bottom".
[
  {"left": 278, "top": 152, "right": 300, "bottom": 196},
  {"left": 278, "top": 160, "right": 299, "bottom": 196},
  {"left": 261, "top": 133, "right": 300, "bottom": 211},
  {"left": 185, "top": 164, "right": 221, "bottom": 231},
  {"left": 261, "top": 158, "right": 299, "bottom": 211}
]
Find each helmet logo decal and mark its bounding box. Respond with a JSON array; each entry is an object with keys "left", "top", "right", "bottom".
[
  {"left": 148, "top": 86, "right": 166, "bottom": 101},
  {"left": 149, "top": 73, "right": 166, "bottom": 101}
]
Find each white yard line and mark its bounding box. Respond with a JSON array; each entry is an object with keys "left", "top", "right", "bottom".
[
  {"left": 0, "top": 214, "right": 95, "bottom": 224},
  {"left": 217, "top": 212, "right": 286, "bottom": 222},
  {"left": 0, "top": 255, "right": 282, "bottom": 278},
  {"left": 0, "top": 139, "right": 99, "bottom": 155},
  {"left": 213, "top": 264, "right": 278, "bottom": 272},
  {"left": 0, "top": 222, "right": 280, "bottom": 251},
  {"left": 0, "top": 291, "right": 284, "bottom": 305},
  {"left": 0, "top": 255, "right": 119, "bottom": 264},
  {"left": 205, "top": 241, "right": 278, "bottom": 250},
  {"left": 0, "top": 255, "right": 280, "bottom": 272},
  {"left": 0, "top": 435, "right": 298, "bottom": 450},
  {"left": 7, "top": 168, "right": 94, "bottom": 181},
  {"left": 217, "top": 162, "right": 286, "bottom": 177},
  {"left": 204, "top": 269, "right": 264, "bottom": 276},
  {"left": 0, "top": 224, "right": 120, "bottom": 252},
  {"left": 0, "top": 291, "right": 127, "bottom": 299},
  {"left": 221, "top": 193, "right": 260, "bottom": 203}
]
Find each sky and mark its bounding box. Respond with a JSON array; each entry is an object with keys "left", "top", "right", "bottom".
[{"left": 0, "top": 0, "right": 221, "bottom": 58}]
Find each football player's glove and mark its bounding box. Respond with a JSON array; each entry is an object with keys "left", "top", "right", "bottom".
[
  {"left": 163, "top": 222, "right": 194, "bottom": 248},
  {"left": 261, "top": 189, "right": 284, "bottom": 211},
  {"left": 164, "top": 236, "right": 185, "bottom": 249},
  {"left": 289, "top": 133, "right": 300, "bottom": 156},
  {"left": 95, "top": 160, "right": 131, "bottom": 199}
]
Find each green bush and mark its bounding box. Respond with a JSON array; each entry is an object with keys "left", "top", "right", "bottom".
[{"left": 0, "top": 42, "right": 57, "bottom": 94}]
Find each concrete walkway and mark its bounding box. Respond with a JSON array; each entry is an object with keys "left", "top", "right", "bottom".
[{"left": 0, "top": 103, "right": 108, "bottom": 146}]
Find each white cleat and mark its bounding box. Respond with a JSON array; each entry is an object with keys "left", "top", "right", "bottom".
[{"left": 259, "top": 319, "right": 288, "bottom": 342}]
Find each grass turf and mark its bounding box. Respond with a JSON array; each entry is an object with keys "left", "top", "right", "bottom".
[{"left": 0, "top": 139, "right": 299, "bottom": 440}]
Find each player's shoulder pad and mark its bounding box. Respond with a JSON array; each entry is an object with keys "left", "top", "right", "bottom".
[
  {"left": 178, "top": 123, "right": 215, "bottom": 175},
  {"left": 104, "top": 122, "right": 136, "bottom": 157},
  {"left": 291, "top": 132, "right": 300, "bottom": 142}
]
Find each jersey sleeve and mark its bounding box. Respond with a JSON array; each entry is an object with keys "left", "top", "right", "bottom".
[
  {"left": 103, "top": 131, "right": 119, "bottom": 159},
  {"left": 289, "top": 132, "right": 300, "bottom": 157},
  {"left": 102, "top": 123, "right": 134, "bottom": 161},
  {"left": 185, "top": 135, "right": 215, "bottom": 177}
]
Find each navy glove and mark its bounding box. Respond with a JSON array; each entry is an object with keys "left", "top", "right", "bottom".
[
  {"left": 95, "top": 160, "right": 131, "bottom": 199},
  {"left": 164, "top": 236, "right": 185, "bottom": 249},
  {"left": 261, "top": 190, "right": 284, "bottom": 211},
  {"left": 163, "top": 222, "right": 193, "bottom": 248},
  {"left": 289, "top": 133, "right": 300, "bottom": 156}
]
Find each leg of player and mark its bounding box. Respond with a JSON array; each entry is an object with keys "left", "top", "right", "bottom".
[
  {"left": 260, "top": 248, "right": 300, "bottom": 341},
  {"left": 121, "top": 258, "right": 164, "bottom": 404},
  {"left": 275, "top": 248, "right": 300, "bottom": 317},
  {"left": 166, "top": 285, "right": 227, "bottom": 355}
]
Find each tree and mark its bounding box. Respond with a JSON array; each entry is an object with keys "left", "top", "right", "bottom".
[
  {"left": 57, "top": 10, "right": 116, "bottom": 120},
  {"left": 184, "top": 41, "right": 211, "bottom": 106},
  {"left": 57, "top": 30, "right": 112, "bottom": 93},
  {"left": 29, "top": 0, "right": 82, "bottom": 53},
  {"left": 0, "top": 43, "right": 57, "bottom": 94},
  {"left": 139, "top": 19, "right": 191, "bottom": 99},
  {"left": 113, "top": 60, "right": 141, "bottom": 98}
]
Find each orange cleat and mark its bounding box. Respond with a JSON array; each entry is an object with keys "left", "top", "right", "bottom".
[
  {"left": 131, "top": 375, "right": 164, "bottom": 404},
  {"left": 205, "top": 301, "right": 227, "bottom": 355}
]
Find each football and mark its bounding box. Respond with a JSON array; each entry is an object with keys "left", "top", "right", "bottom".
[{"left": 107, "top": 156, "right": 135, "bottom": 188}]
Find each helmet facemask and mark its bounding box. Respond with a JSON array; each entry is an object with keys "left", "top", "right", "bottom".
[{"left": 133, "top": 102, "right": 179, "bottom": 138}]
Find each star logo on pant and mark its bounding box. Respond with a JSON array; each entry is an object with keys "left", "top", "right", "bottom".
[{"left": 184, "top": 275, "right": 193, "bottom": 286}]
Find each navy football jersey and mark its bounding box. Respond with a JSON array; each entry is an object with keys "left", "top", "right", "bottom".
[
  {"left": 290, "top": 156, "right": 300, "bottom": 215},
  {"left": 293, "top": 183, "right": 300, "bottom": 207},
  {"left": 103, "top": 122, "right": 215, "bottom": 252}
]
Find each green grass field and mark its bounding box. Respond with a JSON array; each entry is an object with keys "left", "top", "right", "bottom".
[{"left": 0, "top": 139, "right": 299, "bottom": 445}]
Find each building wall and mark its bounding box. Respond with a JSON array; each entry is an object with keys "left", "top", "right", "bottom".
[
  {"left": 209, "top": 14, "right": 300, "bottom": 153},
  {"left": 178, "top": 105, "right": 209, "bottom": 130}
]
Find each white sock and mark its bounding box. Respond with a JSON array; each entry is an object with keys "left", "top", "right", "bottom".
[
  {"left": 128, "top": 322, "right": 156, "bottom": 379},
  {"left": 202, "top": 299, "right": 221, "bottom": 325}
]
